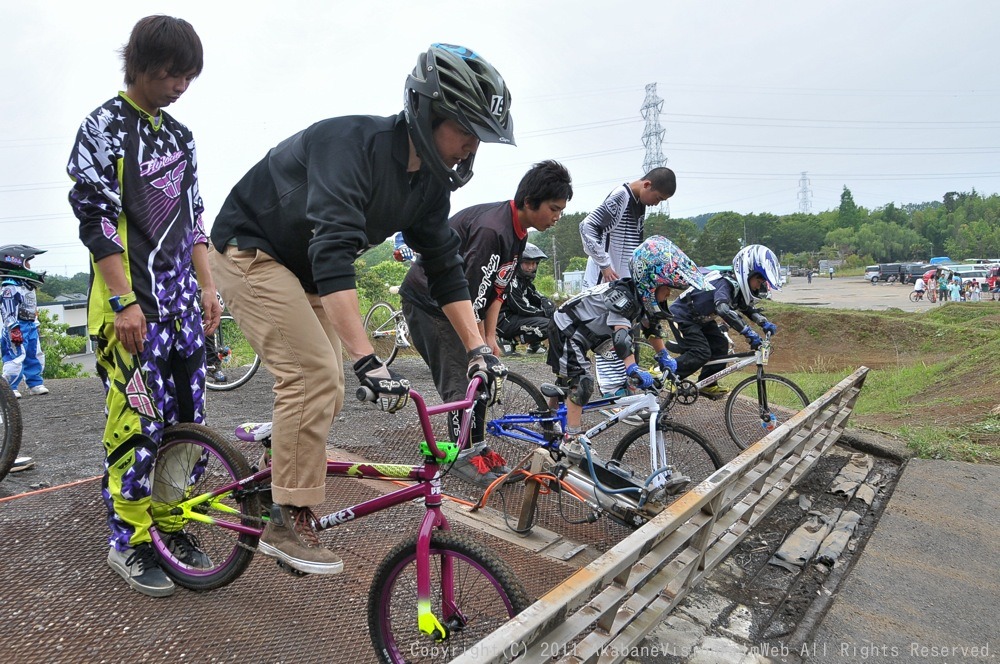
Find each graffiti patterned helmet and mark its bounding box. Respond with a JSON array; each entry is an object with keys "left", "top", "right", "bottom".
[
  {"left": 630, "top": 236, "right": 708, "bottom": 317},
  {"left": 733, "top": 244, "right": 782, "bottom": 303},
  {"left": 404, "top": 43, "right": 515, "bottom": 191}
]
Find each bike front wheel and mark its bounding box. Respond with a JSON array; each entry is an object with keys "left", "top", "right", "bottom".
[
  {"left": 611, "top": 420, "right": 723, "bottom": 502},
  {"left": 485, "top": 371, "right": 550, "bottom": 476},
  {"left": 364, "top": 301, "right": 401, "bottom": 366},
  {"left": 0, "top": 379, "right": 23, "bottom": 481},
  {"left": 368, "top": 530, "right": 531, "bottom": 663},
  {"left": 725, "top": 373, "right": 809, "bottom": 450},
  {"left": 150, "top": 423, "right": 262, "bottom": 591},
  {"left": 206, "top": 315, "right": 262, "bottom": 392}
]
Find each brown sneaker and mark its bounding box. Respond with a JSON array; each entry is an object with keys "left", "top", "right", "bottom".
[{"left": 258, "top": 504, "right": 344, "bottom": 575}]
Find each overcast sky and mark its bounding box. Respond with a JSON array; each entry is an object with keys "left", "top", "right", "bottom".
[{"left": 2, "top": 0, "right": 998, "bottom": 276}]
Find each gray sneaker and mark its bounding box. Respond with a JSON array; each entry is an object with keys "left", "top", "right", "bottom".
[
  {"left": 258, "top": 504, "right": 344, "bottom": 575},
  {"left": 163, "top": 531, "right": 213, "bottom": 569},
  {"left": 107, "top": 543, "right": 175, "bottom": 597}
]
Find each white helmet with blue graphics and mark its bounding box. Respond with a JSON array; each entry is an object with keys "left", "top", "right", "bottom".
[{"left": 732, "top": 244, "right": 781, "bottom": 303}]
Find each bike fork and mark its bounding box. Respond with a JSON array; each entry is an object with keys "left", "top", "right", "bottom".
[{"left": 416, "top": 508, "right": 454, "bottom": 641}]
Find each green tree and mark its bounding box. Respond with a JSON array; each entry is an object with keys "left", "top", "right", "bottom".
[
  {"left": 693, "top": 212, "right": 744, "bottom": 265},
  {"left": 37, "top": 309, "right": 87, "bottom": 379},
  {"left": 836, "top": 186, "right": 866, "bottom": 229}
]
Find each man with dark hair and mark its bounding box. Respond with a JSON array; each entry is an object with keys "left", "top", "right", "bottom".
[
  {"left": 67, "top": 15, "right": 220, "bottom": 597},
  {"left": 209, "top": 44, "right": 514, "bottom": 573},
  {"left": 400, "top": 160, "right": 573, "bottom": 487},
  {"left": 579, "top": 167, "right": 676, "bottom": 397}
]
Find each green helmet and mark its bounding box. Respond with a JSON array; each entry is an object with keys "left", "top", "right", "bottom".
[{"left": 404, "top": 43, "right": 515, "bottom": 191}]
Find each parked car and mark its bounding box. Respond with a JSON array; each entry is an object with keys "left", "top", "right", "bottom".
[
  {"left": 901, "top": 263, "right": 934, "bottom": 285},
  {"left": 864, "top": 265, "right": 880, "bottom": 283},
  {"left": 869, "top": 263, "right": 904, "bottom": 284}
]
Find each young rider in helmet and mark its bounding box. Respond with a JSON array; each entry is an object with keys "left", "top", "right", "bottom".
[
  {"left": 668, "top": 244, "right": 781, "bottom": 399},
  {"left": 0, "top": 245, "right": 49, "bottom": 400},
  {"left": 497, "top": 242, "right": 556, "bottom": 356},
  {"left": 209, "top": 44, "right": 514, "bottom": 573},
  {"left": 547, "top": 237, "right": 707, "bottom": 445}
]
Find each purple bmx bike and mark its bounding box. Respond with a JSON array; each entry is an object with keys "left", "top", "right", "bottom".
[{"left": 148, "top": 374, "right": 529, "bottom": 663}]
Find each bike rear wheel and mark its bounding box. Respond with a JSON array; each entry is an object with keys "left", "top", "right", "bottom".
[
  {"left": 150, "top": 423, "right": 262, "bottom": 590},
  {"left": 368, "top": 530, "right": 531, "bottom": 663},
  {"left": 206, "top": 315, "right": 262, "bottom": 391},
  {"left": 724, "top": 373, "right": 809, "bottom": 450},
  {"left": 364, "top": 301, "right": 401, "bottom": 366},
  {"left": 610, "top": 420, "right": 723, "bottom": 502},
  {"left": 0, "top": 379, "right": 23, "bottom": 481}
]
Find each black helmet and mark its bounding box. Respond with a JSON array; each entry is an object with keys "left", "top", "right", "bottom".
[
  {"left": 517, "top": 243, "right": 546, "bottom": 281},
  {"left": 0, "top": 245, "right": 46, "bottom": 271},
  {"left": 521, "top": 243, "right": 547, "bottom": 261},
  {"left": 404, "top": 43, "right": 515, "bottom": 191}
]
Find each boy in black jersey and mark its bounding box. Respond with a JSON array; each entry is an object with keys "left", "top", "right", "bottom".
[{"left": 399, "top": 160, "right": 573, "bottom": 487}]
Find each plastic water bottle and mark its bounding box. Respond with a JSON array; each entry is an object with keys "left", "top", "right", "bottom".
[{"left": 761, "top": 413, "right": 777, "bottom": 432}]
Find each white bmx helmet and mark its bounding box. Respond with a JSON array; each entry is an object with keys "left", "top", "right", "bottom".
[{"left": 732, "top": 244, "right": 782, "bottom": 303}]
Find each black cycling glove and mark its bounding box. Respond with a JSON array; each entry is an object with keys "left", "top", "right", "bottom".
[
  {"left": 353, "top": 353, "right": 411, "bottom": 413},
  {"left": 466, "top": 345, "right": 507, "bottom": 405}
]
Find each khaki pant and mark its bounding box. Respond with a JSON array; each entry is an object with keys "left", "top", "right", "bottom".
[{"left": 209, "top": 246, "right": 344, "bottom": 506}]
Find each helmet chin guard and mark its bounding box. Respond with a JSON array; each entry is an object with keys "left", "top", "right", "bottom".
[{"left": 404, "top": 43, "right": 514, "bottom": 191}]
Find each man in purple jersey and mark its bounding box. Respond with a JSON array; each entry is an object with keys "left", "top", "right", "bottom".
[{"left": 67, "top": 16, "right": 221, "bottom": 597}]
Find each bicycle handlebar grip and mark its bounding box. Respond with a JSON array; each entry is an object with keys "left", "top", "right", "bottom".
[{"left": 356, "top": 386, "right": 377, "bottom": 402}]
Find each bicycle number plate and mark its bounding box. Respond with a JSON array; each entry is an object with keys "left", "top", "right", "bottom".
[{"left": 761, "top": 342, "right": 771, "bottom": 365}]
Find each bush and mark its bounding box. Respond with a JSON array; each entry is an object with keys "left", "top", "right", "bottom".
[{"left": 37, "top": 309, "right": 87, "bottom": 379}]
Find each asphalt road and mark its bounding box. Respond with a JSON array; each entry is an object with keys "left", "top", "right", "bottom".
[{"left": 770, "top": 274, "right": 946, "bottom": 312}]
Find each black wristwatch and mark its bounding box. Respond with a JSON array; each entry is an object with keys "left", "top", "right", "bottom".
[{"left": 109, "top": 291, "right": 138, "bottom": 313}]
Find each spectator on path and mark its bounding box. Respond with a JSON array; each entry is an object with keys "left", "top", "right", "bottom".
[
  {"left": 947, "top": 277, "right": 962, "bottom": 302},
  {"left": 67, "top": 15, "right": 221, "bottom": 597},
  {"left": 970, "top": 279, "right": 982, "bottom": 302}
]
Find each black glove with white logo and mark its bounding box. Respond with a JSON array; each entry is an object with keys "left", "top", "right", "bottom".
[
  {"left": 466, "top": 344, "right": 507, "bottom": 405},
  {"left": 353, "top": 353, "right": 411, "bottom": 413}
]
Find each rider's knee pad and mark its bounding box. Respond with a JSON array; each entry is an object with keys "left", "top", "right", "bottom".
[{"left": 569, "top": 375, "right": 594, "bottom": 406}]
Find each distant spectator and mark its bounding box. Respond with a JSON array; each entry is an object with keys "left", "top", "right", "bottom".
[
  {"left": 970, "top": 279, "right": 982, "bottom": 302},
  {"left": 828, "top": 267, "right": 834, "bottom": 280},
  {"left": 937, "top": 275, "right": 949, "bottom": 302},
  {"left": 947, "top": 278, "right": 962, "bottom": 302}
]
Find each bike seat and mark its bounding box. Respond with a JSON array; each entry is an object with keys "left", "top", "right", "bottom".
[
  {"left": 539, "top": 383, "right": 568, "bottom": 399},
  {"left": 235, "top": 422, "right": 272, "bottom": 442}
]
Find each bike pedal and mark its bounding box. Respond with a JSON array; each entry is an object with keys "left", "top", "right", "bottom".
[{"left": 275, "top": 559, "right": 310, "bottom": 577}]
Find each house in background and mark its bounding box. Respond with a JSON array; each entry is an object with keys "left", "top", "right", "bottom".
[{"left": 39, "top": 293, "right": 92, "bottom": 354}]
